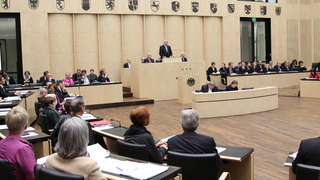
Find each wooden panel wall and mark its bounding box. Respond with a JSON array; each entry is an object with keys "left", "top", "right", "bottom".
[
  {"left": 287, "top": 19, "right": 299, "bottom": 62},
  {"left": 204, "top": 17, "right": 222, "bottom": 67},
  {"left": 314, "top": 18, "right": 320, "bottom": 62},
  {"left": 300, "top": 20, "right": 311, "bottom": 65}
]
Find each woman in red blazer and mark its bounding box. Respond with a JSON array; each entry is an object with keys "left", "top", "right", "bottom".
[{"left": 309, "top": 68, "right": 320, "bottom": 79}]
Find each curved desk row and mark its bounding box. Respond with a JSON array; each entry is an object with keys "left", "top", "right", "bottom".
[
  {"left": 300, "top": 78, "right": 320, "bottom": 98},
  {"left": 192, "top": 86, "right": 278, "bottom": 118}
]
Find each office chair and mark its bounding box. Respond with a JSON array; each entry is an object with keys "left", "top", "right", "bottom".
[
  {"left": 38, "top": 112, "right": 50, "bottom": 135},
  {"left": 117, "top": 140, "right": 149, "bottom": 161},
  {"left": 167, "top": 151, "right": 230, "bottom": 180},
  {"left": 219, "top": 88, "right": 226, "bottom": 92},
  {"left": 30, "top": 83, "right": 44, "bottom": 87},
  {"left": 34, "top": 164, "right": 84, "bottom": 180},
  {"left": 8, "top": 84, "right": 22, "bottom": 88},
  {"left": 0, "top": 159, "right": 15, "bottom": 180},
  {"left": 195, "top": 90, "right": 202, "bottom": 93},
  {"left": 220, "top": 73, "right": 227, "bottom": 85},
  {"left": 296, "top": 163, "right": 320, "bottom": 180}
]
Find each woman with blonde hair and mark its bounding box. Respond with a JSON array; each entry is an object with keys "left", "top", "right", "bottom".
[{"left": 180, "top": 52, "right": 187, "bottom": 62}]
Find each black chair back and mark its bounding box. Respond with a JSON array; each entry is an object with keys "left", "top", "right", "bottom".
[
  {"left": 34, "top": 102, "right": 42, "bottom": 117},
  {"left": 38, "top": 112, "right": 50, "bottom": 134},
  {"left": 117, "top": 140, "right": 149, "bottom": 161},
  {"left": 8, "top": 84, "right": 22, "bottom": 88},
  {"left": 219, "top": 88, "right": 226, "bottom": 92},
  {"left": 220, "top": 73, "right": 227, "bottom": 85},
  {"left": 30, "top": 83, "right": 43, "bottom": 87},
  {"left": 34, "top": 164, "right": 84, "bottom": 180},
  {"left": 296, "top": 163, "right": 320, "bottom": 180},
  {"left": 37, "top": 80, "right": 41, "bottom": 83},
  {"left": 0, "top": 159, "right": 15, "bottom": 180},
  {"left": 167, "top": 151, "right": 219, "bottom": 180},
  {"left": 195, "top": 90, "right": 202, "bottom": 93}
]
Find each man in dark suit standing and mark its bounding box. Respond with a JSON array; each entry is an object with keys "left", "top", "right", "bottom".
[
  {"left": 72, "top": 69, "right": 82, "bottom": 82},
  {"left": 200, "top": 81, "right": 219, "bottom": 93},
  {"left": 255, "top": 60, "right": 266, "bottom": 73},
  {"left": 123, "top": 58, "right": 131, "bottom": 68},
  {"left": 167, "top": 109, "right": 222, "bottom": 170},
  {"left": 159, "top": 40, "right": 172, "bottom": 59},
  {"left": 292, "top": 137, "right": 320, "bottom": 174},
  {"left": 226, "top": 62, "right": 237, "bottom": 75},
  {"left": 87, "top": 69, "right": 98, "bottom": 83},
  {"left": 143, "top": 53, "right": 154, "bottom": 63}
]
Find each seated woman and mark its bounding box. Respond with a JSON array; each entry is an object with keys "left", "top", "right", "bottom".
[
  {"left": 38, "top": 87, "right": 48, "bottom": 108},
  {"left": 309, "top": 68, "right": 320, "bottom": 79},
  {"left": 268, "top": 61, "right": 275, "bottom": 71},
  {"left": 124, "top": 107, "right": 167, "bottom": 163},
  {"left": 181, "top": 52, "right": 187, "bottom": 62},
  {"left": 298, "top": 61, "right": 307, "bottom": 71},
  {"left": 43, "top": 94, "right": 60, "bottom": 129},
  {"left": 252, "top": 61, "right": 258, "bottom": 74},
  {"left": 48, "top": 83, "right": 65, "bottom": 112},
  {"left": 0, "top": 106, "right": 36, "bottom": 180},
  {"left": 290, "top": 59, "right": 298, "bottom": 71},
  {"left": 46, "top": 117, "right": 106, "bottom": 180},
  {"left": 226, "top": 80, "right": 238, "bottom": 91},
  {"left": 63, "top": 72, "right": 74, "bottom": 85},
  {"left": 22, "top": 70, "right": 33, "bottom": 84},
  {"left": 219, "top": 63, "right": 226, "bottom": 73},
  {"left": 283, "top": 61, "right": 291, "bottom": 71}
]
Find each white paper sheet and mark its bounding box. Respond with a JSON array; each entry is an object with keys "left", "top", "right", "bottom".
[
  {"left": 93, "top": 125, "right": 114, "bottom": 131},
  {"left": 22, "top": 132, "right": 38, "bottom": 138},
  {"left": 216, "top": 147, "right": 226, "bottom": 154},
  {"left": 289, "top": 152, "right": 298, "bottom": 159}
]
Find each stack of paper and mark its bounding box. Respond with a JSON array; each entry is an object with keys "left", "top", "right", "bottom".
[
  {"left": 0, "top": 111, "right": 9, "bottom": 116},
  {"left": 289, "top": 152, "right": 298, "bottom": 159},
  {"left": 3, "top": 96, "right": 21, "bottom": 101},
  {"left": 22, "top": 132, "right": 38, "bottom": 138},
  {"left": 81, "top": 113, "right": 96, "bottom": 120},
  {"left": 20, "top": 91, "right": 29, "bottom": 95}
]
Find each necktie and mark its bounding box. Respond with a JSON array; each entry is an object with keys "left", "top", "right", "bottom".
[{"left": 149, "top": 59, "right": 151, "bottom": 63}]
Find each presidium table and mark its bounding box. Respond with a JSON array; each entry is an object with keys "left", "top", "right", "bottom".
[{"left": 300, "top": 78, "right": 320, "bottom": 98}]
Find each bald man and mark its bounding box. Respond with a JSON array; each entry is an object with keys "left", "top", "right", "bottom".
[{"left": 143, "top": 53, "right": 154, "bottom": 63}]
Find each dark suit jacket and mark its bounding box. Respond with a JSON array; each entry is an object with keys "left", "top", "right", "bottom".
[
  {"left": 21, "top": 77, "right": 34, "bottom": 84},
  {"left": 98, "top": 75, "right": 110, "bottom": 82},
  {"left": 167, "top": 131, "right": 222, "bottom": 171},
  {"left": 274, "top": 65, "right": 282, "bottom": 72},
  {"left": 50, "top": 114, "right": 95, "bottom": 149},
  {"left": 238, "top": 66, "right": 248, "bottom": 74},
  {"left": 200, "top": 85, "right": 219, "bottom": 93},
  {"left": 219, "top": 67, "right": 226, "bottom": 73},
  {"left": 292, "top": 137, "right": 320, "bottom": 174},
  {"left": 255, "top": 64, "right": 265, "bottom": 73},
  {"left": 182, "top": 58, "right": 187, "bottom": 62},
  {"left": 123, "top": 63, "right": 130, "bottom": 68},
  {"left": 124, "top": 124, "right": 167, "bottom": 163},
  {"left": 207, "top": 67, "right": 217, "bottom": 75},
  {"left": 226, "top": 85, "right": 238, "bottom": 91},
  {"left": 43, "top": 79, "right": 55, "bottom": 86},
  {"left": 87, "top": 74, "right": 98, "bottom": 83},
  {"left": 72, "top": 73, "right": 81, "bottom": 82},
  {"left": 226, "top": 67, "right": 236, "bottom": 75},
  {"left": 39, "top": 76, "right": 46, "bottom": 83},
  {"left": 159, "top": 45, "right": 172, "bottom": 59},
  {"left": 0, "top": 86, "right": 16, "bottom": 98},
  {"left": 4, "top": 77, "right": 16, "bottom": 86},
  {"left": 143, "top": 58, "right": 154, "bottom": 63},
  {"left": 56, "top": 88, "right": 69, "bottom": 102}
]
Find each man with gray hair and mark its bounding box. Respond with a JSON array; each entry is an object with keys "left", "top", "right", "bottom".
[
  {"left": 159, "top": 40, "right": 172, "bottom": 59},
  {"left": 200, "top": 81, "right": 219, "bottom": 93}
]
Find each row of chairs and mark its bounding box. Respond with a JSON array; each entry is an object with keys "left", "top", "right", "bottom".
[
  {"left": 34, "top": 102, "right": 51, "bottom": 135},
  {"left": 195, "top": 87, "right": 253, "bottom": 92}
]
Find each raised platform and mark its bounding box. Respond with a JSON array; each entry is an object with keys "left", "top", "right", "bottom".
[{"left": 86, "top": 97, "right": 154, "bottom": 109}]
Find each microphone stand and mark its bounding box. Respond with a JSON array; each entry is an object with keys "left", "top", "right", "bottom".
[{"left": 110, "top": 119, "right": 123, "bottom": 129}]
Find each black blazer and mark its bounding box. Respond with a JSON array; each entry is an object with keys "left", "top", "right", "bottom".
[
  {"left": 56, "top": 88, "right": 69, "bottom": 101},
  {"left": 274, "top": 65, "right": 282, "bottom": 72},
  {"left": 0, "top": 86, "right": 16, "bottom": 98},
  {"left": 72, "top": 73, "right": 81, "bottom": 82},
  {"left": 200, "top": 85, "right": 219, "bottom": 93},
  {"left": 159, "top": 45, "right": 172, "bottom": 59},
  {"left": 226, "top": 67, "right": 236, "bottom": 75},
  {"left": 39, "top": 76, "right": 46, "bottom": 83},
  {"left": 182, "top": 58, "right": 187, "bottom": 62},
  {"left": 219, "top": 67, "right": 226, "bottom": 73},
  {"left": 124, "top": 124, "right": 167, "bottom": 163},
  {"left": 292, "top": 137, "right": 320, "bottom": 174},
  {"left": 143, "top": 58, "right": 154, "bottom": 63},
  {"left": 238, "top": 66, "right": 248, "bottom": 74},
  {"left": 298, "top": 66, "right": 307, "bottom": 72},
  {"left": 167, "top": 131, "right": 222, "bottom": 170},
  {"left": 255, "top": 64, "right": 265, "bottom": 73},
  {"left": 4, "top": 77, "right": 16, "bottom": 86},
  {"left": 21, "top": 77, "right": 34, "bottom": 84},
  {"left": 87, "top": 74, "right": 98, "bottom": 83},
  {"left": 50, "top": 114, "right": 95, "bottom": 149},
  {"left": 43, "top": 79, "right": 55, "bottom": 86},
  {"left": 226, "top": 85, "right": 238, "bottom": 91},
  {"left": 98, "top": 75, "right": 110, "bottom": 82},
  {"left": 123, "top": 63, "right": 130, "bottom": 68},
  {"left": 207, "top": 67, "right": 217, "bottom": 75}
]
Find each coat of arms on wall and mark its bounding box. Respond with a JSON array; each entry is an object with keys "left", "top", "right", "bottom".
[
  {"left": 82, "top": 0, "right": 90, "bottom": 11},
  {"left": 228, "top": 4, "right": 235, "bottom": 14},
  {"left": 210, "top": 3, "right": 217, "bottom": 14},
  {"left": 275, "top": 6, "right": 281, "bottom": 16},
  {"left": 128, "top": 0, "right": 138, "bottom": 11},
  {"left": 29, "top": 0, "right": 39, "bottom": 10},
  {"left": 150, "top": 1, "right": 159, "bottom": 12},
  {"left": 191, "top": 2, "right": 199, "bottom": 13},
  {"left": 172, "top": 1, "right": 180, "bottom": 12},
  {"left": 106, "top": 0, "right": 115, "bottom": 11},
  {"left": 56, "top": 0, "right": 65, "bottom": 10},
  {"left": 260, "top": 6, "right": 267, "bottom": 15},
  {"left": 245, "top": 5, "right": 251, "bottom": 15},
  {"left": 1, "top": 0, "right": 9, "bottom": 10}
]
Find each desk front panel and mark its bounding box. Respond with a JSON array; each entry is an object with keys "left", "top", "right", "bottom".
[{"left": 300, "top": 79, "right": 320, "bottom": 98}]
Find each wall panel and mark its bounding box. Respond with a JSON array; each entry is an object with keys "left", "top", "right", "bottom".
[
  {"left": 314, "top": 18, "right": 320, "bottom": 63},
  {"left": 300, "top": 19, "right": 311, "bottom": 67},
  {"left": 287, "top": 19, "right": 299, "bottom": 61},
  {"left": 166, "top": 16, "right": 185, "bottom": 58},
  {"left": 145, "top": 16, "right": 165, "bottom": 60},
  {"left": 186, "top": 16, "right": 204, "bottom": 62},
  {"left": 204, "top": 17, "right": 222, "bottom": 67}
]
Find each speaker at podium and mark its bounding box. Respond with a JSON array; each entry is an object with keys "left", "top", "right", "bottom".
[{"left": 178, "top": 68, "right": 201, "bottom": 104}]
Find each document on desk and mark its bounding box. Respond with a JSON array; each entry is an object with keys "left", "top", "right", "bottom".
[
  {"left": 22, "top": 132, "right": 38, "bottom": 138},
  {"left": 87, "top": 143, "right": 110, "bottom": 163},
  {"left": 216, "top": 147, "right": 226, "bottom": 154},
  {"left": 0, "top": 111, "right": 9, "bottom": 116},
  {"left": 100, "top": 158, "right": 168, "bottom": 180},
  {"left": 0, "top": 108, "right": 11, "bottom": 112},
  {"left": 160, "top": 135, "right": 176, "bottom": 142},
  {"left": 3, "top": 96, "right": 21, "bottom": 101},
  {"left": 19, "top": 91, "right": 29, "bottom": 95},
  {"left": 289, "top": 152, "right": 298, "bottom": 159}
]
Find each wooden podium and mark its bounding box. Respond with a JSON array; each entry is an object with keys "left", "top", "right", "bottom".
[
  {"left": 178, "top": 75, "right": 200, "bottom": 104},
  {"left": 162, "top": 57, "right": 181, "bottom": 63}
]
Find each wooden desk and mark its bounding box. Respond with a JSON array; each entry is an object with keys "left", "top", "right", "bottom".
[
  {"left": 121, "top": 68, "right": 131, "bottom": 87},
  {"left": 0, "top": 129, "right": 51, "bottom": 159},
  {"left": 284, "top": 152, "right": 296, "bottom": 180},
  {"left": 226, "top": 71, "right": 309, "bottom": 89},
  {"left": 93, "top": 126, "right": 127, "bottom": 153},
  {"left": 130, "top": 61, "right": 206, "bottom": 101},
  {"left": 192, "top": 86, "right": 278, "bottom": 118},
  {"left": 103, "top": 154, "right": 182, "bottom": 180},
  {"left": 300, "top": 78, "right": 320, "bottom": 98},
  {"left": 209, "top": 74, "right": 226, "bottom": 88}
]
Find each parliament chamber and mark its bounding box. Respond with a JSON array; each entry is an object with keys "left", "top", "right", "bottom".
[{"left": 1, "top": 0, "right": 320, "bottom": 179}]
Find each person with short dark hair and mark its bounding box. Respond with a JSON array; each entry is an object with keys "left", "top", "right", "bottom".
[
  {"left": 87, "top": 69, "right": 98, "bottom": 83},
  {"left": 22, "top": 70, "right": 33, "bottom": 84},
  {"left": 80, "top": 70, "right": 90, "bottom": 84},
  {"left": 309, "top": 68, "right": 320, "bottom": 79},
  {"left": 124, "top": 107, "right": 167, "bottom": 163},
  {"left": 238, "top": 62, "right": 248, "bottom": 74},
  {"left": 43, "top": 72, "right": 56, "bottom": 86},
  {"left": 123, "top": 58, "right": 131, "bottom": 68},
  {"left": 255, "top": 60, "right": 265, "bottom": 73},
  {"left": 200, "top": 81, "right": 219, "bottom": 93},
  {"left": 39, "top": 70, "right": 49, "bottom": 83},
  {"left": 2, "top": 72, "right": 16, "bottom": 86},
  {"left": 98, "top": 68, "right": 110, "bottom": 82},
  {"left": 274, "top": 61, "right": 282, "bottom": 72},
  {"left": 207, "top": 62, "right": 217, "bottom": 81},
  {"left": 226, "top": 62, "right": 237, "bottom": 75},
  {"left": 247, "top": 62, "right": 254, "bottom": 73},
  {"left": 219, "top": 63, "right": 226, "bottom": 73},
  {"left": 298, "top": 61, "right": 307, "bottom": 71},
  {"left": 0, "top": 106, "right": 36, "bottom": 180},
  {"left": 72, "top": 69, "right": 82, "bottom": 82},
  {"left": 46, "top": 117, "right": 106, "bottom": 180},
  {"left": 0, "top": 75, "right": 20, "bottom": 99},
  {"left": 234, "top": 62, "right": 241, "bottom": 73},
  {"left": 226, "top": 80, "right": 238, "bottom": 91},
  {"left": 43, "top": 94, "right": 60, "bottom": 129},
  {"left": 56, "top": 80, "right": 70, "bottom": 101}
]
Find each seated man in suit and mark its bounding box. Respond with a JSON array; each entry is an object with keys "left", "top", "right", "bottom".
[
  {"left": 0, "top": 75, "right": 20, "bottom": 98},
  {"left": 167, "top": 109, "right": 222, "bottom": 170},
  {"left": 238, "top": 62, "right": 248, "bottom": 74},
  {"left": 3, "top": 72, "right": 16, "bottom": 86},
  {"left": 200, "top": 81, "right": 219, "bottom": 93},
  {"left": 72, "top": 69, "right": 82, "bottom": 82},
  {"left": 255, "top": 60, "right": 265, "bottom": 73},
  {"left": 87, "top": 69, "right": 98, "bottom": 83},
  {"left": 159, "top": 40, "right": 172, "bottom": 59},
  {"left": 234, "top": 62, "right": 241, "bottom": 74},
  {"left": 123, "top": 58, "right": 131, "bottom": 68},
  {"left": 43, "top": 72, "right": 56, "bottom": 86},
  {"left": 143, "top": 53, "right": 154, "bottom": 63},
  {"left": 98, "top": 68, "right": 110, "bottom": 82},
  {"left": 274, "top": 61, "right": 282, "bottom": 72},
  {"left": 226, "top": 80, "right": 238, "bottom": 91},
  {"left": 292, "top": 137, "right": 320, "bottom": 174},
  {"left": 80, "top": 70, "right": 90, "bottom": 84},
  {"left": 39, "top": 70, "right": 49, "bottom": 83},
  {"left": 207, "top": 62, "right": 217, "bottom": 81},
  {"left": 226, "top": 62, "right": 237, "bottom": 75},
  {"left": 56, "top": 80, "right": 70, "bottom": 101}
]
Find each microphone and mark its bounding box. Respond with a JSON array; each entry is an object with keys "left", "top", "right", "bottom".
[
  {"left": 111, "top": 119, "right": 122, "bottom": 129},
  {"left": 189, "top": 68, "right": 193, "bottom": 75},
  {"left": 182, "top": 68, "right": 186, "bottom": 75},
  {"left": 186, "top": 68, "right": 190, "bottom": 75}
]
